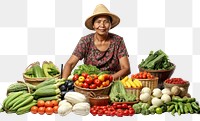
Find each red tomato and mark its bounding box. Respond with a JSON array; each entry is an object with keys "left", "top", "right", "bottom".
[
  {"left": 45, "top": 107, "right": 54, "bottom": 115},
  {"left": 121, "top": 103, "right": 128, "bottom": 109},
  {"left": 38, "top": 107, "right": 45, "bottom": 115},
  {"left": 45, "top": 101, "right": 53, "bottom": 107},
  {"left": 30, "top": 106, "right": 38, "bottom": 114},
  {"left": 53, "top": 106, "right": 58, "bottom": 113},
  {"left": 89, "top": 84, "right": 97, "bottom": 89},
  {"left": 73, "top": 74, "right": 79, "bottom": 81},
  {"left": 117, "top": 104, "right": 122, "bottom": 109},
  {"left": 129, "top": 109, "right": 135, "bottom": 116},
  {"left": 37, "top": 100, "right": 45, "bottom": 107},
  {"left": 93, "top": 79, "right": 102, "bottom": 87},
  {"left": 123, "top": 109, "right": 129, "bottom": 116},
  {"left": 103, "top": 74, "right": 109, "bottom": 80},
  {"left": 110, "top": 111, "right": 115, "bottom": 116},
  {"left": 97, "top": 109, "right": 104, "bottom": 116},
  {"left": 84, "top": 77, "right": 93, "bottom": 85},
  {"left": 51, "top": 100, "right": 58, "bottom": 107},
  {"left": 98, "top": 75, "right": 105, "bottom": 81},
  {"left": 78, "top": 82, "right": 83, "bottom": 87},
  {"left": 82, "top": 82, "right": 89, "bottom": 88},
  {"left": 109, "top": 75, "right": 113, "bottom": 82},
  {"left": 81, "top": 72, "right": 88, "bottom": 78},
  {"left": 90, "top": 109, "right": 97, "bottom": 116}
]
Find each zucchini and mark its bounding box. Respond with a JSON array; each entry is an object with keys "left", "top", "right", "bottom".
[
  {"left": 35, "top": 78, "right": 56, "bottom": 89},
  {"left": 33, "top": 88, "right": 60, "bottom": 97}
]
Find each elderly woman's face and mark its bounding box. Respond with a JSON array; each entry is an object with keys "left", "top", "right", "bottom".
[{"left": 93, "top": 15, "right": 111, "bottom": 35}]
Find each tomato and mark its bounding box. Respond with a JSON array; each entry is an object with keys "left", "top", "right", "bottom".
[
  {"left": 45, "top": 107, "right": 54, "bottom": 115},
  {"left": 37, "top": 100, "right": 45, "bottom": 107},
  {"left": 53, "top": 106, "right": 58, "bottom": 114},
  {"left": 78, "top": 82, "right": 83, "bottom": 87},
  {"left": 116, "top": 112, "right": 123, "bottom": 117},
  {"left": 109, "top": 75, "right": 113, "bottom": 82},
  {"left": 90, "top": 109, "right": 97, "bottom": 116},
  {"left": 117, "top": 104, "right": 122, "bottom": 109},
  {"left": 30, "top": 106, "right": 38, "bottom": 114},
  {"left": 89, "top": 84, "right": 97, "bottom": 89},
  {"left": 45, "top": 101, "right": 53, "bottom": 107},
  {"left": 82, "top": 82, "right": 89, "bottom": 88},
  {"left": 123, "top": 109, "right": 129, "bottom": 116},
  {"left": 38, "top": 107, "right": 45, "bottom": 115},
  {"left": 121, "top": 103, "right": 128, "bottom": 109},
  {"left": 105, "top": 80, "right": 110, "bottom": 86},
  {"left": 51, "top": 100, "right": 58, "bottom": 107},
  {"left": 129, "top": 109, "right": 135, "bottom": 116},
  {"left": 97, "top": 109, "right": 104, "bottom": 116},
  {"left": 90, "top": 74, "right": 98, "bottom": 80},
  {"left": 78, "top": 76, "right": 85, "bottom": 82},
  {"left": 73, "top": 74, "right": 79, "bottom": 81},
  {"left": 110, "top": 111, "right": 115, "bottom": 116},
  {"left": 98, "top": 75, "right": 105, "bottom": 81},
  {"left": 93, "top": 79, "right": 102, "bottom": 87},
  {"left": 84, "top": 77, "right": 93, "bottom": 85},
  {"left": 81, "top": 72, "right": 88, "bottom": 78},
  {"left": 102, "top": 82, "right": 107, "bottom": 87},
  {"left": 103, "top": 74, "right": 109, "bottom": 80}
]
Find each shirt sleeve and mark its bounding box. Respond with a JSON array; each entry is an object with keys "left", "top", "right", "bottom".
[
  {"left": 117, "top": 38, "right": 129, "bottom": 59},
  {"left": 72, "top": 37, "right": 87, "bottom": 60}
]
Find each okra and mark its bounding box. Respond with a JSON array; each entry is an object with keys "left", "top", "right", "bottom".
[
  {"left": 12, "top": 96, "right": 34, "bottom": 111},
  {"left": 178, "top": 109, "right": 181, "bottom": 115},
  {"left": 175, "top": 102, "right": 178, "bottom": 112},
  {"left": 36, "top": 81, "right": 64, "bottom": 91}
]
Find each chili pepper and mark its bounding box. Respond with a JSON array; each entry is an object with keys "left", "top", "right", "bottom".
[
  {"left": 191, "top": 102, "right": 200, "bottom": 111},
  {"left": 186, "top": 103, "right": 193, "bottom": 114},
  {"left": 178, "top": 102, "right": 184, "bottom": 114}
]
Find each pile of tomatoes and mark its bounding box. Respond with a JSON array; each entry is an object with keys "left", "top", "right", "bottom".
[
  {"left": 73, "top": 73, "right": 113, "bottom": 89},
  {"left": 131, "top": 71, "right": 154, "bottom": 79},
  {"left": 90, "top": 103, "right": 135, "bottom": 117},
  {"left": 165, "top": 78, "right": 187, "bottom": 84},
  {"left": 30, "top": 100, "right": 58, "bottom": 115}
]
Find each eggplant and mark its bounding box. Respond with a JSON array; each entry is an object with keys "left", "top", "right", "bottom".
[
  {"left": 67, "top": 80, "right": 74, "bottom": 90},
  {"left": 64, "top": 81, "right": 69, "bottom": 88},
  {"left": 59, "top": 84, "right": 67, "bottom": 91},
  {"left": 61, "top": 91, "right": 67, "bottom": 100}
]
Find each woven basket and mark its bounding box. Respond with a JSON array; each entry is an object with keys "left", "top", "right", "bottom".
[
  {"left": 132, "top": 77, "right": 158, "bottom": 91},
  {"left": 23, "top": 61, "right": 61, "bottom": 85},
  {"left": 74, "top": 83, "right": 112, "bottom": 101},
  {"left": 125, "top": 87, "right": 142, "bottom": 100},
  {"left": 138, "top": 63, "right": 175, "bottom": 89},
  {"left": 164, "top": 81, "right": 190, "bottom": 93}
]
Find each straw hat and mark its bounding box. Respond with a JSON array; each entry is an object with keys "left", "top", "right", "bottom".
[{"left": 85, "top": 4, "right": 120, "bottom": 30}]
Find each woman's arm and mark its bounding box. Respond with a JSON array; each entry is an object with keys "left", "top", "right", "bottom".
[
  {"left": 62, "top": 55, "right": 79, "bottom": 80},
  {"left": 112, "top": 56, "right": 131, "bottom": 80}
]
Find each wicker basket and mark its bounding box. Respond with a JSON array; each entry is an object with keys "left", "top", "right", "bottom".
[
  {"left": 23, "top": 61, "right": 61, "bottom": 85},
  {"left": 138, "top": 63, "right": 176, "bottom": 89},
  {"left": 132, "top": 77, "right": 158, "bottom": 91},
  {"left": 74, "top": 83, "right": 112, "bottom": 101},
  {"left": 125, "top": 87, "right": 142, "bottom": 100},
  {"left": 164, "top": 81, "right": 190, "bottom": 93}
]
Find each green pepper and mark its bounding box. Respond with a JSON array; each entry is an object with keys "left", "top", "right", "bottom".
[
  {"left": 171, "top": 109, "right": 176, "bottom": 116},
  {"left": 178, "top": 102, "right": 184, "bottom": 114},
  {"left": 191, "top": 102, "right": 200, "bottom": 111},
  {"left": 184, "top": 104, "right": 189, "bottom": 114},
  {"left": 167, "top": 105, "right": 175, "bottom": 112},
  {"left": 187, "top": 98, "right": 196, "bottom": 103},
  {"left": 186, "top": 103, "right": 193, "bottom": 114}
]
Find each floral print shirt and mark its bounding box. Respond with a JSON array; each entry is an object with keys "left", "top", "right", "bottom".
[{"left": 73, "top": 33, "right": 129, "bottom": 74}]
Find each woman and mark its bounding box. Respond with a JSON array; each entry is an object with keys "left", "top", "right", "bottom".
[{"left": 62, "top": 4, "right": 130, "bottom": 80}]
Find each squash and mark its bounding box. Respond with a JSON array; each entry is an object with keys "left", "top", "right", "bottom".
[
  {"left": 64, "top": 92, "right": 87, "bottom": 105},
  {"left": 72, "top": 102, "right": 90, "bottom": 116}
]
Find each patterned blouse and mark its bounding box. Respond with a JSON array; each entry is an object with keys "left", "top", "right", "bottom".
[{"left": 73, "top": 33, "right": 129, "bottom": 74}]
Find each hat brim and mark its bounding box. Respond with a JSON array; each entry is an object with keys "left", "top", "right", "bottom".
[{"left": 85, "top": 12, "right": 120, "bottom": 30}]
